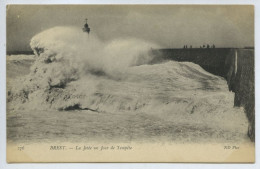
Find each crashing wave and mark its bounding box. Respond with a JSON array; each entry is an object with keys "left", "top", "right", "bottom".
[{"left": 7, "top": 26, "right": 242, "bottom": 124}]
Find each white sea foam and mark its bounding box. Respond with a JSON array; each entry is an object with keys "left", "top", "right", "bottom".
[{"left": 7, "top": 26, "right": 248, "bottom": 133}]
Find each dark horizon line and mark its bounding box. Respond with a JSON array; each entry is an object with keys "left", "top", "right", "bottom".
[
  {"left": 159, "top": 46, "right": 254, "bottom": 50},
  {"left": 6, "top": 46, "right": 255, "bottom": 55}
]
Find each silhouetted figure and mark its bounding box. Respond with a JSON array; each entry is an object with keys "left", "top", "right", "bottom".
[
  {"left": 203, "top": 45, "right": 205, "bottom": 48},
  {"left": 207, "top": 44, "right": 210, "bottom": 48},
  {"left": 190, "top": 45, "right": 192, "bottom": 49},
  {"left": 83, "top": 18, "right": 90, "bottom": 34},
  {"left": 212, "top": 44, "right": 215, "bottom": 48}
]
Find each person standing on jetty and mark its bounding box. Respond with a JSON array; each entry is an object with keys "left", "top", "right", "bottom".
[{"left": 83, "top": 18, "right": 90, "bottom": 35}]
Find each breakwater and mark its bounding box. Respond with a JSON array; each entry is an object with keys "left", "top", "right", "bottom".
[{"left": 153, "top": 48, "right": 255, "bottom": 141}]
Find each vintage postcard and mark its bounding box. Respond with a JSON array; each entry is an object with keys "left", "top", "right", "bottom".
[{"left": 6, "top": 5, "right": 255, "bottom": 162}]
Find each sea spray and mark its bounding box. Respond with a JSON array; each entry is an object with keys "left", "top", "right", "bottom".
[
  {"left": 7, "top": 26, "right": 244, "bottom": 122},
  {"left": 8, "top": 26, "right": 159, "bottom": 110},
  {"left": 7, "top": 26, "right": 249, "bottom": 135}
]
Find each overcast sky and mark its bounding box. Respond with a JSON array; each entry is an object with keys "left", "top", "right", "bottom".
[{"left": 6, "top": 5, "right": 254, "bottom": 51}]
